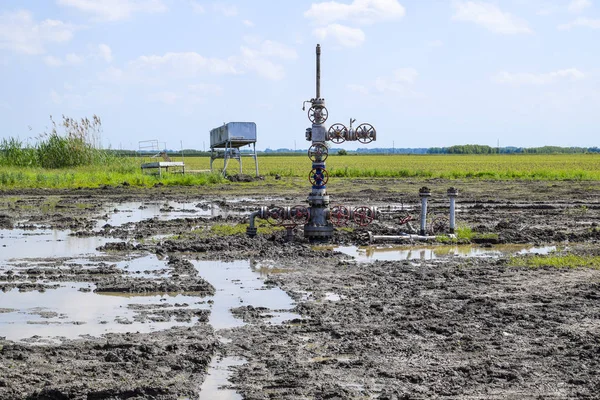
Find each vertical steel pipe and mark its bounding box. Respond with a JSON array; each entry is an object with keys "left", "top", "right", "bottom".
[
  {"left": 316, "top": 44, "right": 321, "bottom": 99},
  {"left": 447, "top": 187, "right": 459, "bottom": 233},
  {"left": 419, "top": 187, "right": 431, "bottom": 236}
]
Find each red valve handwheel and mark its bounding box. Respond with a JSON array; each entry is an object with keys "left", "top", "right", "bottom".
[
  {"left": 353, "top": 206, "right": 374, "bottom": 226},
  {"left": 328, "top": 123, "right": 347, "bottom": 144},
  {"left": 266, "top": 206, "right": 285, "bottom": 226},
  {"left": 308, "top": 143, "right": 329, "bottom": 162},
  {"left": 290, "top": 205, "right": 310, "bottom": 225},
  {"left": 330, "top": 205, "right": 350, "bottom": 226},
  {"left": 355, "top": 123, "right": 376, "bottom": 144},
  {"left": 308, "top": 168, "right": 329, "bottom": 186},
  {"left": 308, "top": 106, "right": 329, "bottom": 124}
]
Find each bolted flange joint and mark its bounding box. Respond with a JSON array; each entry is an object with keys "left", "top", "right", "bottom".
[{"left": 246, "top": 227, "right": 257, "bottom": 238}]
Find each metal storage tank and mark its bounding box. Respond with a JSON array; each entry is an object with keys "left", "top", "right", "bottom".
[{"left": 210, "top": 122, "right": 257, "bottom": 149}]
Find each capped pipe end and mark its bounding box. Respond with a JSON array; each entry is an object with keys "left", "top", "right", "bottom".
[
  {"left": 419, "top": 186, "right": 431, "bottom": 197},
  {"left": 447, "top": 187, "right": 459, "bottom": 197}
]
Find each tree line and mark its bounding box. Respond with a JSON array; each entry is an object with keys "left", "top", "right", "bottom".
[{"left": 427, "top": 145, "right": 600, "bottom": 155}]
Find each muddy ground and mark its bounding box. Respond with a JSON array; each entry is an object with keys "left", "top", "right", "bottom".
[{"left": 1, "top": 178, "right": 599, "bottom": 399}]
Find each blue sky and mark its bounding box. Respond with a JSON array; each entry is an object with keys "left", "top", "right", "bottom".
[{"left": 0, "top": 0, "right": 598, "bottom": 151}]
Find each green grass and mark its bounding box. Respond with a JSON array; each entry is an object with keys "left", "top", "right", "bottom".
[
  {"left": 169, "top": 222, "right": 283, "bottom": 240},
  {"left": 203, "top": 154, "right": 600, "bottom": 180},
  {"left": 455, "top": 226, "right": 475, "bottom": 241},
  {"left": 508, "top": 254, "right": 600, "bottom": 269},
  {"left": 2, "top": 152, "right": 600, "bottom": 189},
  {"left": 0, "top": 164, "right": 225, "bottom": 189},
  {"left": 210, "top": 222, "right": 283, "bottom": 236}
]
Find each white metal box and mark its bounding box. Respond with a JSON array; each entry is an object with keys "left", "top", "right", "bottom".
[{"left": 210, "top": 122, "right": 257, "bottom": 149}]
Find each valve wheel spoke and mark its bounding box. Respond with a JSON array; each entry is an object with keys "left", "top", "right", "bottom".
[
  {"left": 356, "top": 123, "right": 375, "bottom": 144},
  {"left": 309, "top": 168, "right": 329, "bottom": 187},
  {"left": 308, "top": 106, "right": 329, "bottom": 124},
  {"left": 266, "top": 206, "right": 285, "bottom": 226},
  {"left": 290, "top": 205, "right": 309, "bottom": 225},
  {"left": 308, "top": 143, "right": 329, "bottom": 162},
  {"left": 330, "top": 205, "right": 350, "bottom": 226},
  {"left": 328, "top": 123, "right": 347, "bottom": 144},
  {"left": 353, "top": 206, "right": 374, "bottom": 226}
]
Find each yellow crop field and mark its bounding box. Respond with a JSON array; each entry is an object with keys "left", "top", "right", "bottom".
[{"left": 184, "top": 154, "right": 600, "bottom": 180}]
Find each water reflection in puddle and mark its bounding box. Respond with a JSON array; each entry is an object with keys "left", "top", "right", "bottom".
[
  {"left": 0, "top": 228, "right": 118, "bottom": 262},
  {"left": 0, "top": 284, "right": 205, "bottom": 341},
  {"left": 99, "top": 201, "right": 243, "bottom": 227},
  {"left": 329, "top": 244, "right": 557, "bottom": 262},
  {"left": 194, "top": 260, "right": 300, "bottom": 330},
  {"left": 0, "top": 257, "right": 300, "bottom": 341},
  {"left": 199, "top": 356, "right": 245, "bottom": 400}
]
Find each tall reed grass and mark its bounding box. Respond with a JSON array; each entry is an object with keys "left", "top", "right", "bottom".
[{"left": 0, "top": 115, "right": 116, "bottom": 169}]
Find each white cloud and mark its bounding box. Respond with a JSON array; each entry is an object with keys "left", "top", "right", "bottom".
[
  {"left": 148, "top": 91, "right": 179, "bottom": 104},
  {"left": 375, "top": 68, "right": 419, "bottom": 93},
  {"left": 50, "top": 90, "right": 64, "bottom": 104},
  {"left": 148, "top": 84, "right": 223, "bottom": 105},
  {"left": 305, "top": 0, "right": 405, "bottom": 25},
  {"left": 256, "top": 40, "right": 297, "bottom": 60},
  {"left": 43, "top": 53, "right": 84, "bottom": 67},
  {"left": 348, "top": 67, "right": 421, "bottom": 97},
  {"left": 0, "top": 10, "right": 76, "bottom": 55},
  {"left": 559, "top": 17, "right": 600, "bottom": 29},
  {"left": 50, "top": 86, "right": 124, "bottom": 108},
  {"left": 66, "top": 53, "right": 84, "bottom": 65},
  {"left": 452, "top": 2, "right": 532, "bottom": 34},
  {"left": 313, "top": 24, "right": 365, "bottom": 48},
  {"left": 44, "top": 55, "right": 64, "bottom": 67},
  {"left": 347, "top": 83, "right": 369, "bottom": 95},
  {"left": 189, "top": 83, "right": 224, "bottom": 96},
  {"left": 537, "top": 5, "right": 559, "bottom": 16},
  {"left": 213, "top": 3, "right": 238, "bottom": 17},
  {"left": 0, "top": 100, "right": 11, "bottom": 110},
  {"left": 568, "top": 0, "right": 592, "bottom": 14},
  {"left": 190, "top": 1, "right": 205, "bottom": 13},
  {"left": 239, "top": 47, "right": 285, "bottom": 80},
  {"left": 236, "top": 39, "right": 296, "bottom": 80},
  {"left": 391, "top": 68, "right": 418, "bottom": 84},
  {"left": 243, "top": 19, "right": 255, "bottom": 27},
  {"left": 493, "top": 68, "right": 585, "bottom": 85},
  {"left": 98, "top": 66, "right": 125, "bottom": 82},
  {"left": 57, "top": 0, "right": 167, "bottom": 21},
  {"left": 129, "top": 52, "right": 239, "bottom": 78},
  {"left": 102, "top": 40, "right": 295, "bottom": 84},
  {"left": 98, "top": 44, "right": 113, "bottom": 62}
]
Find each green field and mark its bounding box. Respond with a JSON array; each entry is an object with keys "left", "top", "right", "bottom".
[
  {"left": 1, "top": 153, "right": 600, "bottom": 189},
  {"left": 196, "top": 153, "right": 600, "bottom": 180}
]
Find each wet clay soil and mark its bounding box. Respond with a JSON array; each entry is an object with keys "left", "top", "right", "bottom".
[{"left": 1, "top": 179, "right": 600, "bottom": 399}]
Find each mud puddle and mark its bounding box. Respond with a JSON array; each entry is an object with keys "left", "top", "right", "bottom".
[
  {"left": 99, "top": 201, "right": 242, "bottom": 226},
  {"left": 199, "top": 356, "right": 245, "bottom": 400},
  {"left": 1, "top": 257, "right": 299, "bottom": 341},
  {"left": 193, "top": 260, "right": 300, "bottom": 330},
  {"left": 328, "top": 244, "right": 557, "bottom": 262},
  {"left": 0, "top": 228, "right": 118, "bottom": 262},
  {"left": 0, "top": 283, "right": 207, "bottom": 342}
]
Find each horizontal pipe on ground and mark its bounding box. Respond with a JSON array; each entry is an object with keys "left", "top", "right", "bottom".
[{"left": 368, "top": 232, "right": 436, "bottom": 243}]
